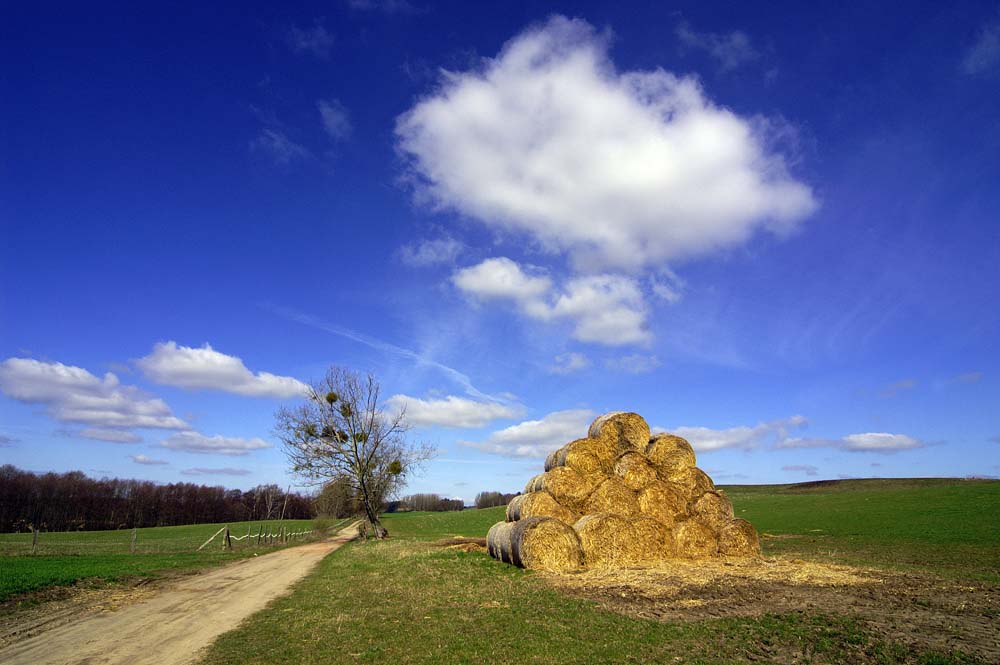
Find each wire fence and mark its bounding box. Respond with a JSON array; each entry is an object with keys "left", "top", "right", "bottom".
[{"left": 0, "top": 518, "right": 351, "bottom": 557}]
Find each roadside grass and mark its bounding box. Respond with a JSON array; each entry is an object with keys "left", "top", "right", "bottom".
[
  {"left": 198, "top": 479, "right": 995, "bottom": 664},
  {"left": 0, "top": 518, "right": 350, "bottom": 601}
]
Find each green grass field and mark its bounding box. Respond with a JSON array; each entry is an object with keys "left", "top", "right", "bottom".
[
  {"left": 0, "top": 518, "right": 349, "bottom": 602},
  {"left": 194, "top": 478, "right": 999, "bottom": 665},
  {"left": 725, "top": 478, "right": 1000, "bottom": 581}
]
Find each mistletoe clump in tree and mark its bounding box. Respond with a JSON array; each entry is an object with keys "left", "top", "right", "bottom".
[{"left": 275, "top": 367, "right": 431, "bottom": 538}]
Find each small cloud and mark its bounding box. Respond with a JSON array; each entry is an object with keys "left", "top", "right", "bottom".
[
  {"left": 181, "top": 467, "right": 253, "bottom": 477},
  {"left": 604, "top": 354, "right": 660, "bottom": 374},
  {"left": 549, "top": 352, "right": 590, "bottom": 375},
  {"left": 386, "top": 395, "right": 524, "bottom": 429},
  {"left": 130, "top": 454, "right": 168, "bottom": 466},
  {"left": 947, "top": 371, "right": 983, "bottom": 384},
  {"left": 781, "top": 464, "right": 818, "bottom": 476},
  {"left": 870, "top": 462, "right": 883, "bottom": 467},
  {"left": 779, "top": 432, "right": 924, "bottom": 454},
  {"left": 286, "top": 21, "right": 334, "bottom": 59},
  {"left": 250, "top": 129, "right": 311, "bottom": 165},
  {"left": 386, "top": 394, "right": 524, "bottom": 428},
  {"left": 0, "top": 434, "right": 18, "bottom": 446},
  {"left": 398, "top": 236, "right": 463, "bottom": 267},
  {"left": 160, "top": 431, "right": 271, "bottom": 456},
  {"left": 318, "top": 99, "right": 352, "bottom": 141},
  {"left": 77, "top": 428, "right": 143, "bottom": 444},
  {"left": 671, "top": 416, "right": 808, "bottom": 452},
  {"left": 990, "top": 435, "right": 1000, "bottom": 444},
  {"left": 453, "top": 258, "right": 651, "bottom": 346},
  {"left": 649, "top": 273, "right": 684, "bottom": 304},
  {"left": 460, "top": 409, "right": 596, "bottom": 457},
  {"left": 136, "top": 342, "right": 308, "bottom": 398},
  {"left": 880, "top": 379, "right": 916, "bottom": 398},
  {"left": 961, "top": 18, "right": 1000, "bottom": 75},
  {"left": 675, "top": 20, "right": 760, "bottom": 72},
  {"left": 711, "top": 472, "right": 750, "bottom": 480}
]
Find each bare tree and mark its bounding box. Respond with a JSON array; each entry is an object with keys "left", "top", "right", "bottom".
[{"left": 274, "top": 367, "right": 432, "bottom": 538}]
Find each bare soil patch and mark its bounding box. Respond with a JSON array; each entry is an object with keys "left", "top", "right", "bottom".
[{"left": 545, "top": 556, "right": 1000, "bottom": 661}]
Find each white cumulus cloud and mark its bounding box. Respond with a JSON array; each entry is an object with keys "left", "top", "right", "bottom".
[
  {"left": 459, "top": 409, "right": 595, "bottom": 457},
  {"left": 453, "top": 257, "right": 650, "bottom": 345},
  {"left": 136, "top": 342, "right": 308, "bottom": 398},
  {"left": 0, "top": 357, "right": 188, "bottom": 430},
  {"left": 386, "top": 394, "right": 524, "bottom": 428},
  {"left": 396, "top": 15, "right": 817, "bottom": 273},
  {"left": 160, "top": 431, "right": 271, "bottom": 456}
]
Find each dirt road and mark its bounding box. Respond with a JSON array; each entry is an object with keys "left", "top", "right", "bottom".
[{"left": 0, "top": 524, "right": 358, "bottom": 665}]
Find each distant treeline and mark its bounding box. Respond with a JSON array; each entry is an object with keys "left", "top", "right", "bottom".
[
  {"left": 0, "top": 465, "right": 315, "bottom": 533},
  {"left": 474, "top": 491, "right": 519, "bottom": 509},
  {"left": 398, "top": 493, "right": 466, "bottom": 512}
]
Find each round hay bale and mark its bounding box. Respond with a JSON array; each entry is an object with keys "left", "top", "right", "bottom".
[
  {"left": 718, "top": 518, "right": 761, "bottom": 557},
  {"left": 671, "top": 520, "right": 718, "bottom": 559},
  {"left": 613, "top": 451, "right": 659, "bottom": 490},
  {"left": 573, "top": 514, "right": 640, "bottom": 568},
  {"left": 671, "top": 466, "right": 715, "bottom": 500},
  {"left": 505, "top": 517, "right": 583, "bottom": 571},
  {"left": 544, "top": 445, "right": 565, "bottom": 472},
  {"left": 523, "top": 473, "right": 546, "bottom": 494},
  {"left": 505, "top": 490, "right": 578, "bottom": 524},
  {"left": 584, "top": 477, "right": 640, "bottom": 517},
  {"left": 646, "top": 433, "right": 696, "bottom": 477},
  {"left": 555, "top": 437, "right": 612, "bottom": 477},
  {"left": 691, "top": 490, "right": 734, "bottom": 531},
  {"left": 532, "top": 466, "right": 594, "bottom": 511},
  {"left": 630, "top": 516, "right": 672, "bottom": 562},
  {"left": 588, "top": 412, "right": 650, "bottom": 456},
  {"left": 487, "top": 521, "right": 514, "bottom": 563},
  {"left": 637, "top": 480, "right": 689, "bottom": 527}
]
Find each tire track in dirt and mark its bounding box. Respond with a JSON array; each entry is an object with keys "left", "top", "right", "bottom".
[{"left": 0, "top": 523, "right": 358, "bottom": 665}]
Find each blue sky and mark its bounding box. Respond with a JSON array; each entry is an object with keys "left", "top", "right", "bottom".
[{"left": 2, "top": 1, "right": 999, "bottom": 502}]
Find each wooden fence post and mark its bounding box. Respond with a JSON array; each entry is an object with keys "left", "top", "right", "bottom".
[
  {"left": 197, "top": 526, "right": 227, "bottom": 551},
  {"left": 256, "top": 525, "right": 262, "bottom": 546},
  {"left": 224, "top": 526, "right": 232, "bottom": 550},
  {"left": 31, "top": 527, "right": 38, "bottom": 555},
  {"left": 130, "top": 527, "right": 137, "bottom": 554}
]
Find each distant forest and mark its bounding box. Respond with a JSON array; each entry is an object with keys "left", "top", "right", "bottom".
[{"left": 0, "top": 465, "right": 315, "bottom": 532}]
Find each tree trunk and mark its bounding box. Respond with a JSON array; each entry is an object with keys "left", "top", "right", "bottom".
[{"left": 363, "top": 500, "right": 387, "bottom": 539}]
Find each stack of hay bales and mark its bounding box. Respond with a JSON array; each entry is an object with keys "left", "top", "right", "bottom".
[{"left": 487, "top": 412, "right": 760, "bottom": 571}]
